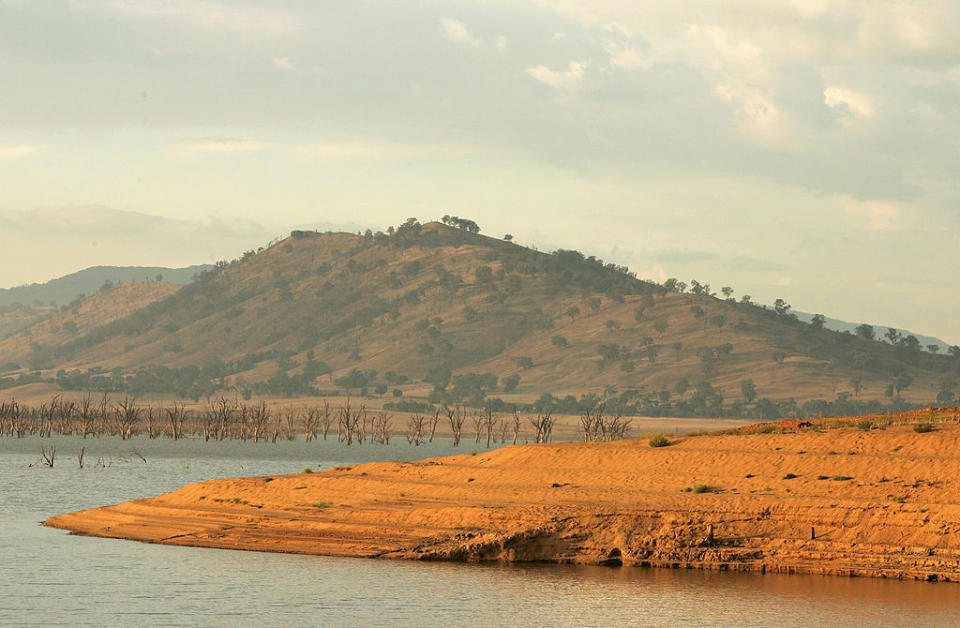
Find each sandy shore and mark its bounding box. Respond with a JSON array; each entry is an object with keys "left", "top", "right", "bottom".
[{"left": 47, "top": 418, "right": 960, "bottom": 581}]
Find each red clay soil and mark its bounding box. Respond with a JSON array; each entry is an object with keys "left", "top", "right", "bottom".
[{"left": 47, "top": 413, "right": 960, "bottom": 582}]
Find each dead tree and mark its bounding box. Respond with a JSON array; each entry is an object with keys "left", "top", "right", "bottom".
[
  {"left": 372, "top": 412, "right": 392, "bottom": 444},
  {"left": 483, "top": 410, "right": 495, "bottom": 448},
  {"left": 406, "top": 413, "right": 427, "bottom": 445},
  {"left": 114, "top": 397, "right": 141, "bottom": 440},
  {"left": 472, "top": 413, "right": 484, "bottom": 444},
  {"left": 249, "top": 401, "right": 271, "bottom": 443},
  {"left": 165, "top": 403, "right": 187, "bottom": 440},
  {"left": 40, "top": 446, "right": 56, "bottom": 468},
  {"left": 145, "top": 406, "right": 161, "bottom": 438},
  {"left": 530, "top": 412, "right": 555, "bottom": 444},
  {"left": 319, "top": 400, "right": 334, "bottom": 440},
  {"left": 428, "top": 408, "right": 441, "bottom": 442},
  {"left": 77, "top": 447, "right": 85, "bottom": 469},
  {"left": 446, "top": 405, "right": 465, "bottom": 447},
  {"left": 512, "top": 411, "right": 521, "bottom": 444},
  {"left": 303, "top": 407, "right": 320, "bottom": 442},
  {"left": 78, "top": 395, "right": 96, "bottom": 439}
]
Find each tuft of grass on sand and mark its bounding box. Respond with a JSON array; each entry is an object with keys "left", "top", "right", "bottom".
[
  {"left": 783, "top": 473, "right": 799, "bottom": 480},
  {"left": 685, "top": 484, "right": 721, "bottom": 494},
  {"left": 914, "top": 423, "right": 934, "bottom": 433},
  {"left": 648, "top": 434, "right": 670, "bottom": 448}
]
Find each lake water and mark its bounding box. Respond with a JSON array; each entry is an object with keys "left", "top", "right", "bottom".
[{"left": 3, "top": 435, "right": 960, "bottom": 627}]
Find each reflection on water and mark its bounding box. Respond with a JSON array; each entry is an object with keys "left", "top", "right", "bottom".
[{"left": 2, "top": 435, "right": 959, "bottom": 627}]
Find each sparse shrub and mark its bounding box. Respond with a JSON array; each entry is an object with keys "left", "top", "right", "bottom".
[
  {"left": 745, "top": 474, "right": 755, "bottom": 478},
  {"left": 817, "top": 475, "right": 829, "bottom": 480},
  {"left": 303, "top": 467, "right": 313, "bottom": 474},
  {"left": 857, "top": 420, "right": 873, "bottom": 431},
  {"left": 891, "top": 496, "right": 906, "bottom": 504},
  {"left": 648, "top": 434, "right": 670, "bottom": 448},
  {"left": 263, "top": 477, "right": 274, "bottom": 482},
  {"left": 756, "top": 424, "right": 777, "bottom": 434},
  {"left": 688, "top": 484, "right": 720, "bottom": 494},
  {"left": 467, "top": 477, "right": 475, "bottom": 482},
  {"left": 312, "top": 502, "right": 330, "bottom": 509},
  {"left": 914, "top": 422, "right": 934, "bottom": 433},
  {"left": 783, "top": 473, "right": 798, "bottom": 480},
  {"left": 832, "top": 475, "right": 853, "bottom": 481}
]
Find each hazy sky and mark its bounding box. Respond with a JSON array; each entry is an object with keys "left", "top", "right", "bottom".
[{"left": 1, "top": 1, "right": 958, "bottom": 343}]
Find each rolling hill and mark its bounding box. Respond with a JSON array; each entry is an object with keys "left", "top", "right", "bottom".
[
  {"left": 0, "top": 264, "right": 211, "bottom": 308},
  {"left": 2, "top": 219, "right": 957, "bottom": 419}
]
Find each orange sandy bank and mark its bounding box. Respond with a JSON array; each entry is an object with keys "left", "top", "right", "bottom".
[{"left": 47, "top": 422, "right": 960, "bottom": 581}]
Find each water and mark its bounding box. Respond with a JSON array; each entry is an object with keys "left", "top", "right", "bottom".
[{"left": 3, "top": 435, "right": 960, "bottom": 627}]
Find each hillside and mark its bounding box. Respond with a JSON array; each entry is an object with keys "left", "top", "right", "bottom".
[
  {"left": 3, "top": 219, "right": 958, "bottom": 418},
  {"left": 0, "top": 264, "right": 210, "bottom": 308}
]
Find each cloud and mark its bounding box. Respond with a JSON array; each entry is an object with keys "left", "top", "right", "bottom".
[
  {"left": 525, "top": 61, "right": 586, "bottom": 90},
  {"left": 824, "top": 86, "right": 874, "bottom": 117},
  {"left": 605, "top": 43, "right": 650, "bottom": 70},
  {"left": 182, "top": 138, "right": 264, "bottom": 154},
  {"left": 439, "top": 17, "right": 481, "bottom": 47},
  {"left": 0, "top": 145, "right": 42, "bottom": 160},
  {"left": 69, "top": 0, "right": 297, "bottom": 38},
  {"left": 839, "top": 196, "right": 901, "bottom": 231},
  {"left": 295, "top": 140, "right": 478, "bottom": 161},
  {"left": 496, "top": 36, "right": 507, "bottom": 52}
]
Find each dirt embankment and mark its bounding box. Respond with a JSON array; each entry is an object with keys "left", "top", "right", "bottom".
[{"left": 47, "top": 421, "right": 960, "bottom": 581}]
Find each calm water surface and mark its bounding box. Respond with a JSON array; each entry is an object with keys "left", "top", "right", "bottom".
[{"left": 3, "top": 435, "right": 960, "bottom": 627}]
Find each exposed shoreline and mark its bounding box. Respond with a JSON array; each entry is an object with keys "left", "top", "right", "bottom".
[{"left": 46, "top": 420, "right": 960, "bottom": 582}]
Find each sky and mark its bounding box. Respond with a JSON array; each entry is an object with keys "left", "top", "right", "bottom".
[{"left": 0, "top": 0, "right": 958, "bottom": 343}]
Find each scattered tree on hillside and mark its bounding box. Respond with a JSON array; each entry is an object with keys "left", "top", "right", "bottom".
[
  {"left": 855, "top": 324, "right": 876, "bottom": 341},
  {"left": 441, "top": 215, "right": 480, "bottom": 233},
  {"left": 810, "top": 314, "right": 826, "bottom": 329},
  {"left": 653, "top": 320, "right": 669, "bottom": 337},
  {"left": 740, "top": 379, "right": 757, "bottom": 404},
  {"left": 773, "top": 298, "right": 791, "bottom": 317}
]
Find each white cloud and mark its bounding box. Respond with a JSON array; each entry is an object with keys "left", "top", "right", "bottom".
[
  {"left": 714, "top": 83, "right": 784, "bottom": 140},
  {"left": 496, "top": 36, "right": 507, "bottom": 52},
  {"left": 776, "top": 276, "right": 793, "bottom": 287},
  {"left": 525, "top": 61, "right": 586, "bottom": 90},
  {"left": 0, "top": 145, "right": 43, "bottom": 160},
  {"left": 69, "top": 0, "right": 297, "bottom": 38},
  {"left": 182, "top": 138, "right": 263, "bottom": 154},
  {"left": 824, "top": 86, "right": 874, "bottom": 117},
  {"left": 439, "top": 17, "right": 481, "bottom": 47},
  {"left": 839, "top": 196, "right": 901, "bottom": 231}
]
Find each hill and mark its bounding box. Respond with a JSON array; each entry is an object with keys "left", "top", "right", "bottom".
[
  {"left": 2, "top": 219, "right": 958, "bottom": 418},
  {"left": 0, "top": 264, "right": 211, "bottom": 308}
]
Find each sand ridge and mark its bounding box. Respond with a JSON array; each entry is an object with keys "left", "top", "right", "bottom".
[{"left": 46, "top": 421, "right": 960, "bottom": 581}]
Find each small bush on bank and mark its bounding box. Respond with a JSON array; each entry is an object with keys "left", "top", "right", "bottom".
[{"left": 649, "top": 434, "right": 670, "bottom": 448}]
